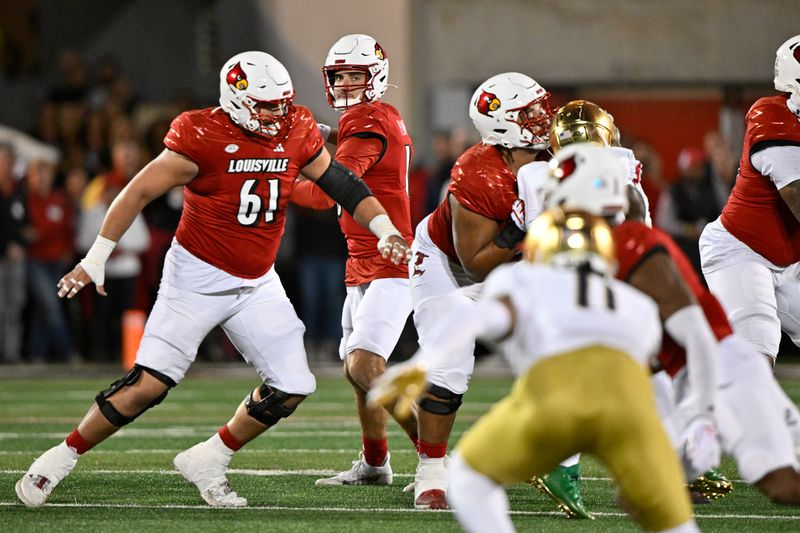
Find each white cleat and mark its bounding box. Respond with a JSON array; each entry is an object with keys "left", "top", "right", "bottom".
[
  {"left": 315, "top": 451, "right": 393, "bottom": 486},
  {"left": 174, "top": 442, "right": 247, "bottom": 507},
  {"left": 414, "top": 455, "right": 449, "bottom": 510},
  {"left": 15, "top": 442, "right": 78, "bottom": 508}
]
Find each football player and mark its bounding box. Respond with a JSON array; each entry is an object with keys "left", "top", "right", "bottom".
[
  {"left": 15, "top": 51, "right": 411, "bottom": 508},
  {"left": 544, "top": 144, "right": 800, "bottom": 506},
  {"left": 700, "top": 36, "right": 800, "bottom": 372},
  {"left": 292, "top": 34, "right": 419, "bottom": 487},
  {"left": 406, "top": 72, "right": 553, "bottom": 509},
  {"left": 518, "top": 100, "right": 729, "bottom": 517},
  {"left": 371, "top": 201, "right": 700, "bottom": 532}
]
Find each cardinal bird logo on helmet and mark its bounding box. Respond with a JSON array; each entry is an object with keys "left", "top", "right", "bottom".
[
  {"left": 374, "top": 42, "right": 387, "bottom": 60},
  {"left": 554, "top": 156, "right": 578, "bottom": 181},
  {"left": 476, "top": 91, "right": 501, "bottom": 116},
  {"left": 226, "top": 62, "right": 248, "bottom": 91}
]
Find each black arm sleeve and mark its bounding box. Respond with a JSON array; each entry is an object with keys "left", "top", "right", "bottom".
[{"left": 314, "top": 160, "right": 373, "bottom": 215}]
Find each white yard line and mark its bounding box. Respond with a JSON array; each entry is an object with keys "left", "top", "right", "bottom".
[{"left": 0, "top": 501, "right": 797, "bottom": 520}]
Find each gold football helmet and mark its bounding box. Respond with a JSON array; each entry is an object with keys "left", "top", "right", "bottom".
[
  {"left": 523, "top": 208, "right": 616, "bottom": 274},
  {"left": 549, "top": 100, "right": 620, "bottom": 153}
]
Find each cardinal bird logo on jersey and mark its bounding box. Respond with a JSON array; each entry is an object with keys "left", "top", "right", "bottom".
[
  {"left": 374, "top": 43, "right": 387, "bottom": 60},
  {"left": 226, "top": 62, "right": 248, "bottom": 91},
  {"left": 476, "top": 91, "right": 501, "bottom": 116}
]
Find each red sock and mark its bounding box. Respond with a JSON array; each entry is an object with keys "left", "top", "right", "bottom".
[
  {"left": 65, "top": 428, "right": 94, "bottom": 455},
  {"left": 218, "top": 425, "right": 243, "bottom": 452},
  {"left": 362, "top": 436, "right": 388, "bottom": 467},
  {"left": 407, "top": 431, "right": 419, "bottom": 449},
  {"left": 418, "top": 439, "right": 447, "bottom": 459}
]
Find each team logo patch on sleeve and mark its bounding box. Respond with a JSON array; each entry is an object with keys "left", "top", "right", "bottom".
[{"left": 225, "top": 144, "right": 240, "bottom": 154}]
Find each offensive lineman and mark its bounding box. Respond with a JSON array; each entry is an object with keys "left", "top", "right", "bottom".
[
  {"left": 15, "top": 51, "right": 410, "bottom": 508},
  {"left": 407, "top": 72, "right": 553, "bottom": 509}
]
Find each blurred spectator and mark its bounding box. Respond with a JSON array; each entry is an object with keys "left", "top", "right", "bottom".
[
  {"left": 0, "top": 142, "right": 28, "bottom": 362},
  {"left": 49, "top": 48, "right": 89, "bottom": 104},
  {"left": 291, "top": 203, "right": 347, "bottom": 361},
  {"left": 703, "top": 130, "right": 737, "bottom": 203},
  {"left": 424, "top": 131, "right": 457, "bottom": 216},
  {"left": 656, "top": 146, "right": 723, "bottom": 275},
  {"left": 77, "top": 140, "right": 149, "bottom": 361},
  {"left": 24, "top": 158, "right": 78, "bottom": 362},
  {"left": 630, "top": 137, "right": 667, "bottom": 223}
]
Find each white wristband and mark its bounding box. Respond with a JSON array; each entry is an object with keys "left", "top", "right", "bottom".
[
  {"left": 79, "top": 235, "right": 117, "bottom": 286},
  {"left": 318, "top": 123, "right": 332, "bottom": 142},
  {"left": 84, "top": 235, "right": 117, "bottom": 265},
  {"left": 368, "top": 214, "right": 401, "bottom": 239}
]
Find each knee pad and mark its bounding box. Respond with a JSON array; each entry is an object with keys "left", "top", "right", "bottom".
[
  {"left": 419, "top": 383, "right": 463, "bottom": 415},
  {"left": 245, "top": 383, "right": 305, "bottom": 426},
  {"left": 95, "top": 364, "right": 176, "bottom": 427}
]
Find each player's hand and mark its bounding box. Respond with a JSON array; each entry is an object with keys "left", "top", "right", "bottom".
[
  {"left": 679, "top": 414, "right": 721, "bottom": 480},
  {"left": 367, "top": 362, "right": 428, "bottom": 421},
  {"left": 509, "top": 198, "right": 526, "bottom": 231},
  {"left": 378, "top": 234, "right": 412, "bottom": 265},
  {"left": 57, "top": 263, "right": 106, "bottom": 299}
]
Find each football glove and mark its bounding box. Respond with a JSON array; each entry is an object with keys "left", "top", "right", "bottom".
[{"left": 367, "top": 362, "right": 428, "bottom": 421}]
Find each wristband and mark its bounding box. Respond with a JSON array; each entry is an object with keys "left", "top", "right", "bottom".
[{"left": 368, "top": 214, "right": 401, "bottom": 239}]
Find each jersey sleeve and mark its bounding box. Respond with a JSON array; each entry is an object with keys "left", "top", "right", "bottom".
[
  {"left": 748, "top": 98, "right": 800, "bottom": 156},
  {"left": 290, "top": 179, "right": 336, "bottom": 210},
  {"left": 336, "top": 108, "right": 388, "bottom": 177},
  {"left": 450, "top": 165, "right": 516, "bottom": 221},
  {"left": 335, "top": 135, "right": 385, "bottom": 177},
  {"left": 613, "top": 222, "right": 667, "bottom": 281},
  {"left": 164, "top": 112, "right": 202, "bottom": 164},
  {"left": 293, "top": 107, "right": 326, "bottom": 168}
]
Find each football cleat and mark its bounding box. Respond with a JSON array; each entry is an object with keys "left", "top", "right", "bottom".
[
  {"left": 315, "top": 451, "right": 393, "bottom": 486},
  {"left": 414, "top": 455, "right": 449, "bottom": 509},
  {"left": 174, "top": 442, "right": 247, "bottom": 507},
  {"left": 530, "top": 464, "right": 593, "bottom": 519},
  {"left": 15, "top": 442, "right": 78, "bottom": 508},
  {"left": 688, "top": 468, "right": 733, "bottom": 501}
]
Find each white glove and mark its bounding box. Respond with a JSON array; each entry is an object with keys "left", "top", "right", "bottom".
[
  {"left": 679, "top": 414, "right": 721, "bottom": 480},
  {"left": 608, "top": 146, "right": 642, "bottom": 186},
  {"left": 367, "top": 361, "right": 428, "bottom": 420}
]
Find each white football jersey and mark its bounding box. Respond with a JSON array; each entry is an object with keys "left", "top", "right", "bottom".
[
  {"left": 516, "top": 147, "right": 652, "bottom": 228},
  {"left": 483, "top": 262, "right": 661, "bottom": 376}
]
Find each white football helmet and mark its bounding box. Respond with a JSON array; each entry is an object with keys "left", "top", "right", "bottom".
[
  {"left": 468, "top": 72, "right": 552, "bottom": 150},
  {"left": 219, "top": 51, "right": 295, "bottom": 138},
  {"left": 324, "top": 34, "right": 389, "bottom": 110},
  {"left": 544, "top": 144, "right": 628, "bottom": 218},
  {"left": 775, "top": 35, "right": 800, "bottom": 98}
]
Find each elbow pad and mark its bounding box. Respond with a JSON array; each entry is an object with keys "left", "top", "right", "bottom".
[{"left": 314, "top": 160, "right": 373, "bottom": 215}]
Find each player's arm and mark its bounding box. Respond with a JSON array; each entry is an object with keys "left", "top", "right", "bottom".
[
  {"left": 301, "top": 148, "right": 410, "bottom": 264},
  {"left": 58, "top": 149, "right": 198, "bottom": 298},
  {"left": 367, "top": 295, "right": 515, "bottom": 419},
  {"left": 451, "top": 196, "right": 520, "bottom": 282},
  {"left": 626, "top": 250, "right": 717, "bottom": 418}
]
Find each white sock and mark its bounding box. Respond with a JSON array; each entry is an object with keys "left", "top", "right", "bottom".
[
  {"left": 59, "top": 440, "right": 80, "bottom": 461},
  {"left": 652, "top": 519, "right": 699, "bottom": 533},
  {"left": 448, "top": 453, "right": 514, "bottom": 533},
  {"left": 208, "top": 433, "right": 235, "bottom": 458},
  {"left": 559, "top": 454, "right": 580, "bottom": 468}
]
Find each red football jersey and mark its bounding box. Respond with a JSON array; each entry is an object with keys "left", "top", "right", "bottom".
[
  {"left": 165, "top": 106, "right": 324, "bottom": 278},
  {"left": 427, "top": 143, "right": 518, "bottom": 263},
  {"left": 720, "top": 95, "right": 800, "bottom": 266},
  {"left": 335, "top": 101, "right": 413, "bottom": 286},
  {"left": 614, "top": 221, "right": 733, "bottom": 377}
]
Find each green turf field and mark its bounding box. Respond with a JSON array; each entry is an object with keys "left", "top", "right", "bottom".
[{"left": 2, "top": 371, "right": 800, "bottom": 532}]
